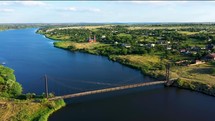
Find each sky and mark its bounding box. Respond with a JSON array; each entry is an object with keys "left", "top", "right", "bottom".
[{"left": 0, "top": 1, "right": 215, "bottom": 23}]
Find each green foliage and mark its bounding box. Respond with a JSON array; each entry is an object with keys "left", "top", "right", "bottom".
[
  {"left": 0, "top": 76, "right": 4, "bottom": 84},
  {"left": 39, "top": 24, "right": 215, "bottom": 89},
  {"left": 68, "top": 45, "right": 76, "bottom": 51},
  {"left": 33, "top": 99, "right": 66, "bottom": 121},
  {"left": 39, "top": 24, "right": 215, "bottom": 61},
  {"left": 24, "top": 93, "right": 36, "bottom": 99},
  {"left": 0, "top": 65, "right": 23, "bottom": 97},
  {"left": 210, "top": 68, "right": 215, "bottom": 75},
  {"left": 8, "top": 81, "right": 22, "bottom": 96},
  {"left": 174, "top": 78, "right": 215, "bottom": 96},
  {"left": 0, "top": 65, "right": 65, "bottom": 121},
  {"left": 0, "top": 99, "right": 65, "bottom": 121}
]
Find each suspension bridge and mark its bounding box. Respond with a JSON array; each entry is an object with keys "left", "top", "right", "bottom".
[
  {"left": 44, "top": 64, "right": 174, "bottom": 101},
  {"left": 48, "top": 80, "right": 167, "bottom": 101}
]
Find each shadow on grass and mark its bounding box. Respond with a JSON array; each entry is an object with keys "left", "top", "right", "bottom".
[{"left": 188, "top": 67, "right": 214, "bottom": 75}]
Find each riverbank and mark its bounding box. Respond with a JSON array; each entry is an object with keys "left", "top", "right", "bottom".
[
  {"left": 173, "top": 78, "right": 215, "bottom": 96},
  {"left": 0, "top": 65, "right": 65, "bottom": 121},
  {"left": 51, "top": 41, "right": 167, "bottom": 80},
  {"left": 0, "top": 98, "right": 65, "bottom": 121},
  {"left": 54, "top": 41, "right": 215, "bottom": 97},
  {"left": 37, "top": 30, "right": 215, "bottom": 98}
]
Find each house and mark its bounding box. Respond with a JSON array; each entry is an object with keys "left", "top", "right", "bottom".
[
  {"left": 139, "top": 44, "right": 144, "bottom": 47},
  {"left": 166, "top": 46, "right": 172, "bottom": 50},
  {"left": 121, "top": 44, "right": 131, "bottom": 48},
  {"left": 157, "top": 40, "right": 166, "bottom": 45},
  {"left": 190, "top": 51, "right": 197, "bottom": 55},
  {"left": 208, "top": 38, "right": 212, "bottom": 42},
  {"left": 189, "top": 60, "right": 205, "bottom": 66},
  {"left": 194, "top": 60, "right": 205, "bottom": 64},
  {"left": 206, "top": 53, "right": 215, "bottom": 61},
  {"left": 150, "top": 44, "right": 155, "bottom": 47},
  {"left": 201, "top": 47, "right": 206, "bottom": 50},
  {"left": 101, "top": 35, "right": 106, "bottom": 39},
  {"left": 180, "top": 49, "right": 186, "bottom": 53},
  {"left": 206, "top": 44, "right": 214, "bottom": 50},
  {"left": 191, "top": 46, "right": 201, "bottom": 51},
  {"left": 157, "top": 37, "right": 163, "bottom": 40},
  {"left": 175, "top": 60, "right": 189, "bottom": 66},
  {"left": 146, "top": 43, "right": 155, "bottom": 48}
]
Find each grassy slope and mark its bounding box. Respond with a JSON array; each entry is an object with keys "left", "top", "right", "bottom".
[
  {"left": 177, "top": 31, "right": 199, "bottom": 35},
  {"left": 171, "top": 64, "right": 215, "bottom": 84},
  {"left": 110, "top": 55, "right": 166, "bottom": 79},
  {"left": 0, "top": 98, "right": 65, "bottom": 121},
  {"left": 54, "top": 39, "right": 215, "bottom": 85},
  {"left": 111, "top": 55, "right": 215, "bottom": 96},
  {"left": 53, "top": 41, "right": 109, "bottom": 55},
  {"left": 53, "top": 40, "right": 167, "bottom": 79},
  {"left": 0, "top": 65, "right": 65, "bottom": 121},
  {"left": 54, "top": 41, "right": 106, "bottom": 50}
]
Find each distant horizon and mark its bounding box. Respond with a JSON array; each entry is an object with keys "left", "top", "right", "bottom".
[
  {"left": 1, "top": 22, "right": 215, "bottom": 25},
  {"left": 1, "top": 1, "right": 215, "bottom": 23}
]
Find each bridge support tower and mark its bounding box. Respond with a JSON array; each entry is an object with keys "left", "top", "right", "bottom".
[
  {"left": 165, "top": 63, "right": 173, "bottom": 86},
  {"left": 44, "top": 74, "right": 49, "bottom": 99}
]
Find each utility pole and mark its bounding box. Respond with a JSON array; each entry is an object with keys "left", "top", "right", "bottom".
[{"left": 44, "top": 74, "right": 49, "bottom": 99}]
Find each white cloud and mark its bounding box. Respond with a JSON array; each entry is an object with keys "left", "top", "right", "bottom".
[
  {"left": 0, "top": 2, "right": 12, "bottom": 6},
  {"left": 0, "top": 8, "right": 14, "bottom": 12},
  {"left": 131, "top": 1, "right": 172, "bottom": 5},
  {"left": 60, "top": 7, "right": 101, "bottom": 13},
  {"left": 18, "top": 1, "right": 47, "bottom": 7},
  {"left": 117, "top": 1, "right": 188, "bottom": 6},
  {"left": 86, "top": 8, "right": 101, "bottom": 12},
  {"left": 20, "top": 1, "right": 46, "bottom": 6},
  {"left": 0, "top": 1, "right": 47, "bottom": 7},
  {"left": 63, "top": 7, "right": 77, "bottom": 11}
]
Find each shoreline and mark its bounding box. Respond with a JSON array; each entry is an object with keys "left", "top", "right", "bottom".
[
  {"left": 0, "top": 53, "right": 65, "bottom": 121},
  {"left": 37, "top": 30, "right": 215, "bottom": 98},
  {"left": 0, "top": 28, "right": 66, "bottom": 121},
  {"left": 40, "top": 32, "right": 154, "bottom": 78},
  {"left": 58, "top": 44, "right": 215, "bottom": 97},
  {"left": 172, "top": 79, "right": 215, "bottom": 97}
]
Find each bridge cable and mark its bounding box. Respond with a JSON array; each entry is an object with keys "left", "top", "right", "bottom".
[{"left": 47, "top": 76, "right": 85, "bottom": 91}]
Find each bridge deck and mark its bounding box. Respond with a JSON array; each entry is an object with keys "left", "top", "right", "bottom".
[{"left": 49, "top": 81, "right": 166, "bottom": 101}]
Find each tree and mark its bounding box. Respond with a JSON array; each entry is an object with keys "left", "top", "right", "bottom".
[{"left": 8, "top": 81, "right": 22, "bottom": 96}]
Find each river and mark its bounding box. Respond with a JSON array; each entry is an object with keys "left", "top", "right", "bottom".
[{"left": 0, "top": 28, "right": 215, "bottom": 121}]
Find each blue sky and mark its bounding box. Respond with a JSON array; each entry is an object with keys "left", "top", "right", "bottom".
[{"left": 0, "top": 1, "right": 215, "bottom": 23}]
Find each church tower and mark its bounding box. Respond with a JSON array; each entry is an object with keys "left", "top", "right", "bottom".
[{"left": 94, "top": 35, "right": 96, "bottom": 42}]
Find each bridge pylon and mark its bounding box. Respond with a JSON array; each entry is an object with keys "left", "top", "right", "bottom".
[
  {"left": 165, "top": 63, "right": 173, "bottom": 86},
  {"left": 44, "top": 74, "right": 49, "bottom": 99}
]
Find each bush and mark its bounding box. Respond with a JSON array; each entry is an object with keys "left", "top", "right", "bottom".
[
  {"left": 0, "top": 76, "right": 4, "bottom": 84},
  {"left": 0, "top": 65, "right": 23, "bottom": 97},
  {"left": 68, "top": 45, "right": 76, "bottom": 51},
  {"left": 211, "top": 68, "right": 215, "bottom": 75},
  {"left": 25, "top": 93, "right": 36, "bottom": 99},
  {"left": 10, "top": 82, "right": 22, "bottom": 96}
]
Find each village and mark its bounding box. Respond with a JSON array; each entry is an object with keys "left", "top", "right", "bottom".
[
  {"left": 84, "top": 27, "right": 215, "bottom": 67},
  {"left": 37, "top": 24, "right": 215, "bottom": 83}
]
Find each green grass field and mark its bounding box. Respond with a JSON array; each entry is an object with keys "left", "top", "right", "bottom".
[
  {"left": 0, "top": 98, "right": 65, "bottom": 121},
  {"left": 171, "top": 64, "right": 215, "bottom": 85}
]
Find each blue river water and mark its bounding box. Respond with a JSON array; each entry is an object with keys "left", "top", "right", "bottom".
[{"left": 0, "top": 28, "right": 215, "bottom": 121}]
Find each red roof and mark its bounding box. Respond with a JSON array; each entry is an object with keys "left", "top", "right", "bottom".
[{"left": 208, "top": 53, "right": 215, "bottom": 58}]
